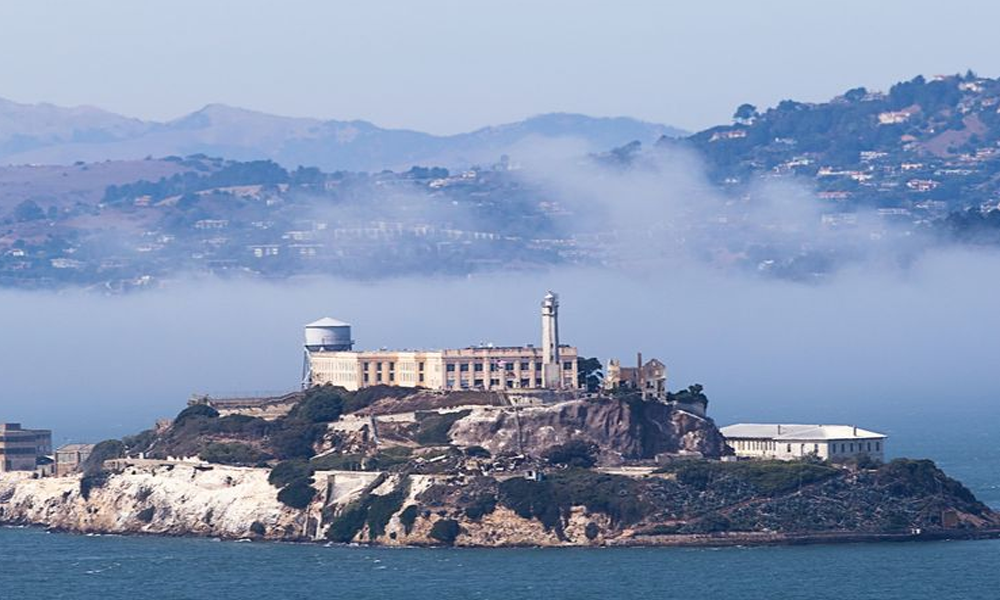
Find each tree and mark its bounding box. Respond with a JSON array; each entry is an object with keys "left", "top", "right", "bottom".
[
  {"left": 733, "top": 103, "right": 758, "bottom": 124},
  {"left": 577, "top": 357, "right": 603, "bottom": 392},
  {"left": 13, "top": 200, "right": 45, "bottom": 222}
]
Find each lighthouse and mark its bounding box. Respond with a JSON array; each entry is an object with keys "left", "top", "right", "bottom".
[{"left": 541, "top": 291, "right": 562, "bottom": 388}]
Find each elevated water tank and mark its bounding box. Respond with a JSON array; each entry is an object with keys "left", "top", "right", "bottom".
[{"left": 304, "top": 317, "right": 353, "bottom": 352}]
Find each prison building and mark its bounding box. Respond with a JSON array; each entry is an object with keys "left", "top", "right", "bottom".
[
  {"left": 720, "top": 423, "right": 886, "bottom": 462},
  {"left": 0, "top": 423, "right": 53, "bottom": 473}
]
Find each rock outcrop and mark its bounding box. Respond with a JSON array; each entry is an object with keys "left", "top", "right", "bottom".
[
  {"left": 0, "top": 462, "right": 303, "bottom": 540},
  {"left": 448, "top": 398, "right": 728, "bottom": 463}
]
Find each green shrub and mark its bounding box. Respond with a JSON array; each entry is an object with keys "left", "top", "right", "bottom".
[
  {"left": 464, "top": 495, "right": 497, "bottom": 521},
  {"left": 277, "top": 479, "right": 316, "bottom": 509},
  {"left": 399, "top": 505, "right": 419, "bottom": 534},
  {"left": 429, "top": 519, "right": 461, "bottom": 545},
  {"left": 79, "top": 472, "right": 109, "bottom": 500},
  {"left": 414, "top": 410, "right": 470, "bottom": 445},
  {"left": 585, "top": 522, "right": 600, "bottom": 540},
  {"left": 199, "top": 442, "right": 269, "bottom": 466},
  {"left": 366, "top": 480, "right": 410, "bottom": 540},
  {"left": 666, "top": 460, "right": 839, "bottom": 496},
  {"left": 326, "top": 502, "right": 369, "bottom": 543},
  {"left": 136, "top": 507, "right": 156, "bottom": 523},
  {"left": 81, "top": 440, "right": 125, "bottom": 475},
  {"left": 269, "top": 459, "right": 314, "bottom": 488},
  {"left": 498, "top": 469, "right": 650, "bottom": 532},
  {"left": 290, "top": 386, "right": 344, "bottom": 423},
  {"left": 543, "top": 440, "right": 598, "bottom": 468},
  {"left": 464, "top": 446, "right": 491, "bottom": 458},
  {"left": 174, "top": 404, "right": 219, "bottom": 426},
  {"left": 269, "top": 422, "right": 324, "bottom": 459}
]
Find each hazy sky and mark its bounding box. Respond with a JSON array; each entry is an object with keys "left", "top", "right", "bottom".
[{"left": 1, "top": 0, "right": 998, "bottom": 134}]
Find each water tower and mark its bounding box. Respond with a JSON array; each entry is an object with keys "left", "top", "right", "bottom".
[
  {"left": 304, "top": 317, "right": 353, "bottom": 352},
  {"left": 302, "top": 317, "right": 354, "bottom": 387}
]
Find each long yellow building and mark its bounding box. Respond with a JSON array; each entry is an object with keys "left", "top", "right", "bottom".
[{"left": 305, "top": 292, "right": 579, "bottom": 392}]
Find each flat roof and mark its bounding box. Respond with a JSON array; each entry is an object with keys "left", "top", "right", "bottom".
[{"left": 720, "top": 423, "right": 886, "bottom": 441}]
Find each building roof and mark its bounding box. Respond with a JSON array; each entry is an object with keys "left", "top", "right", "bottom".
[
  {"left": 306, "top": 317, "right": 350, "bottom": 328},
  {"left": 720, "top": 423, "right": 886, "bottom": 441},
  {"left": 56, "top": 443, "right": 96, "bottom": 453}
]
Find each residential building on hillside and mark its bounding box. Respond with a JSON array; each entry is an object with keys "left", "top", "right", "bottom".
[
  {"left": 720, "top": 423, "right": 886, "bottom": 462},
  {"left": 0, "top": 423, "right": 53, "bottom": 472}
]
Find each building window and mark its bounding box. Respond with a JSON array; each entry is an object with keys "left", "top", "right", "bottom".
[
  {"left": 520, "top": 362, "right": 529, "bottom": 371},
  {"left": 786, "top": 444, "right": 791, "bottom": 452},
  {"left": 490, "top": 363, "right": 498, "bottom": 372},
  {"left": 563, "top": 361, "right": 573, "bottom": 371},
  {"left": 535, "top": 378, "right": 542, "bottom": 386},
  {"left": 520, "top": 379, "right": 530, "bottom": 388},
  {"left": 505, "top": 363, "right": 515, "bottom": 371},
  {"left": 460, "top": 363, "right": 469, "bottom": 372},
  {"left": 474, "top": 379, "right": 484, "bottom": 388},
  {"left": 535, "top": 362, "right": 542, "bottom": 371},
  {"left": 474, "top": 363, "right": 484, "bottom": 372},
  {"left": 490, "top": 378, "right": 500, "bottom": 387},
  {"left": 875, "top": 441, "right": 881, "bottom": 451},
  {"left": 446, "top": 364, "right": 455, "bottom": 372}
]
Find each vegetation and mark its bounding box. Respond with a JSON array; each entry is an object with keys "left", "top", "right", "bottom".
[
  {"left": 399, "top": 505, "right": 419, "bottom": 535},
  {"left": 413, "top": 410, "right": 470, "bottom": 445},
  {"left": 660, "top": 460, "right": 839, "bottom": 496},
  {"left": 288, "top": 385, "right": 344, "bottom": 423},
  {"left": 498, "top": 469, "right": 649, "bottom": 533},
  {"left": 429, "top": 519, "right": 461, "bottom": 545},
  {"left": 577, "top": 357, "right": 603, "bottom": 392},
  {"left": 276, "top": 479, "right": 316, "bottom": 509},
  {"left": 268, "top": 459, "right": 313, "bottom": 488},
  {"left": 324, "top": 479, "right": 410, "bottom": 543},
  {"left": 198, "top": 442, "right": 269, "bottom": 466},
  {"left": 543, "top": 440, "right": 598, "bottom": 468},
  {"left": 665, "top": 384, "right": 708, "bottom": 407},
  {"left": 81, "top": 439, "right": 125, "bottom": 475},
  {"left": 136, "top": 507, "right": 156, "bottom": 523}
]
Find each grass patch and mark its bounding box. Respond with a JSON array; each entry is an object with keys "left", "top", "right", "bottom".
[{"left": 660, "top": 460, "right": 840, "bottom": 496}]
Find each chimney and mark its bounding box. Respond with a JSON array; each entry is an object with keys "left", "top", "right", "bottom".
[
  {"left": 853, "top": 425, "right": 858, "bottom": 436},
  {"left": 777, "top": 424, "right": 782, "bottom": 435}
]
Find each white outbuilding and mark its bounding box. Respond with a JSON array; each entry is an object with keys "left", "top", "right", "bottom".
[{"left": 720, "top": 423, "right": 886, "bottom": 462}]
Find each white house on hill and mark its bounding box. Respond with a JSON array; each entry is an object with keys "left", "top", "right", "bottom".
[{"left": 720, "top": 423, "right": 886, "bottom": 462}]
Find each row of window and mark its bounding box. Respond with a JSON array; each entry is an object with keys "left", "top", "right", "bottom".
[
  {"left": 0, "top": 447, "right": 37, "bottom": 455},
  {"left": 445, "top": 361, "right": 575, "bottom": 373}
]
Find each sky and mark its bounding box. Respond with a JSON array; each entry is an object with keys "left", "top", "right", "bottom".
[{"left": 1, "top": 0, "right": 999, "bottom": 134}]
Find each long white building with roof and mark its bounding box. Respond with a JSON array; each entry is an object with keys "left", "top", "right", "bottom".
[{"left": 720, "top": 423, "right": 886, "bottom": 462}]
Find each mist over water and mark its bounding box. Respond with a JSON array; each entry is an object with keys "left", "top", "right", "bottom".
[{"left": 1, "top": 244, "right": 999, "bottom": 448}]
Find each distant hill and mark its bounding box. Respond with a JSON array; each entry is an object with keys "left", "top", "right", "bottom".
[{"left": 0, "top": 98, "right": 684, "bottom": 171}]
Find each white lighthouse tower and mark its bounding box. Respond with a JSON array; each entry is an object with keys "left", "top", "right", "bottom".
[{"left": 541, "top": 291, "right": 562, "bottom": 388}]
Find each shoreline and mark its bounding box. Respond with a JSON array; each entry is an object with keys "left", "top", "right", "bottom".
[{"left": 6, "top": 521, "right": 1000, "bottom": 549}]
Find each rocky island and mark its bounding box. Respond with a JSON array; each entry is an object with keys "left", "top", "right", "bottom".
[{"left": 1, "top": 385, "right": 997, "bottom": 547}]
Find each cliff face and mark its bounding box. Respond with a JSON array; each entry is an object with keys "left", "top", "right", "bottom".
[
  {"left": 448, "top": 398, "right": 728, "bottom": 463},
  {"left": 2, "top": 458, "right": 998, "bottom": 547},
  {"left": 0, "top": 462, "right": 303, "bottom": 540}
]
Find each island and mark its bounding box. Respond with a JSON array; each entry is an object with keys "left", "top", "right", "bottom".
[{"left": 1, "top": 383, "right": 997, "bottom": 547}]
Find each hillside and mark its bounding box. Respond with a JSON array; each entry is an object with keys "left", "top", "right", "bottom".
[
  {"left": 674, "top": 72, "right": 1000, "bottom": 215},
  {"left": 0, "top": 98, "right": 683, "bottom": 171}
]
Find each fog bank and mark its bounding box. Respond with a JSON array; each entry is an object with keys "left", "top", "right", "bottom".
[{"left": 1, "top": 245, "right": 999, "bottom": 443}]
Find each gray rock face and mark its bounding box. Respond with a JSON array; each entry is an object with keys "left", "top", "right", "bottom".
[{"left": 448, "top": 397, "right": 728, "bottom": 463}]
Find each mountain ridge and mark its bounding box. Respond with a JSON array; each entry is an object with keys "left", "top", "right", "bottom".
[{"left": 0, "top": 97, "right": 685, "bottom": 171}]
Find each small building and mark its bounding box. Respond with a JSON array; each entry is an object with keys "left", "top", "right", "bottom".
[
  {"left": 55, "top": 443, "right": 96, "bottom": 476},
  {"left": 720, "top": 423, "right": 886, "bottom": 462},
  {"left": 604, "top": 355, "right": 667, "bottom": 400},
  {"left": 0, "top": 423, "right": 53, "bottom": 472}
]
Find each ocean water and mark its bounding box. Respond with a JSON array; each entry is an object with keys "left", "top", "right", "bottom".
[{"left": 2, "top": 405, "right": 1000, "bottom": 599}]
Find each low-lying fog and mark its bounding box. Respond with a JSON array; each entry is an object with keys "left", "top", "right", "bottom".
[{"left": 2, "top": 245, "right": 999, "bottom": 447}]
